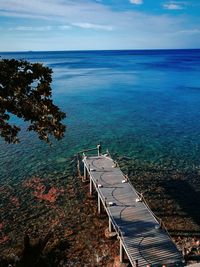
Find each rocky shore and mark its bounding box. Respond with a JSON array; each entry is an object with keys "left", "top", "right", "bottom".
[{"left": 0, "top": 158, "right": 120, "bottom": 266}]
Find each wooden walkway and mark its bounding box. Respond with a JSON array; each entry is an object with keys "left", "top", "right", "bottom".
[{"left": 82, "top": 152, "right": 184, "bottom": 267}]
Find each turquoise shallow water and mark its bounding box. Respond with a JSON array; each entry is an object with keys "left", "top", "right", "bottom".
[{"left": 1, "top": 49, "right": 200, "bottom": 183}]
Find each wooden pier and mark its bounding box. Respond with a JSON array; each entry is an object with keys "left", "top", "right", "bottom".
[{"left": 79, "top": 146, "right": 184, "bottom": 267}]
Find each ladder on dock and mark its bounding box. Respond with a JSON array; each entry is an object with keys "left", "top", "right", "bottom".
[{"left": 78, "top": 145, "right": 184, "bottom": 267}]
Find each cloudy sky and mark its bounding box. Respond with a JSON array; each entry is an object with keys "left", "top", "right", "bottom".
[{"left": 0, "top": 0, "right": 200, "bottom": 51}]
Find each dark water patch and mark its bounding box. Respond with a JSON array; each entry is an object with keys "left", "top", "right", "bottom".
[
  {"left": 138, "top": 61, "right": 195, "bottom": 71},
  {"left": 176, "top": 86, "right": 200, "bottom": 93},
  {"left": 162, "top": 179, "right": 200, "bottom": 227}
]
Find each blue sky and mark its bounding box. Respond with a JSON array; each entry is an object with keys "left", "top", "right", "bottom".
[{"left": 0, "top": 0, "right": 200, "bottom": 51}]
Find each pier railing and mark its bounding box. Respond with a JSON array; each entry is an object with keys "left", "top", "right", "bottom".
[{"left": 77, "top": 144, "right": 172, "bottom": 240}]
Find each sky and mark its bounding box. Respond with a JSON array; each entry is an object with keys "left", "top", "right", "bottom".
[{"left": 0, "top": 0, "right": 200, "bottom": 51}]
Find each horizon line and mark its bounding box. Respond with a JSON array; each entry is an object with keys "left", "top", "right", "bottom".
[{"left": 1, "top": 48, "right": 200, "bottom": 53}]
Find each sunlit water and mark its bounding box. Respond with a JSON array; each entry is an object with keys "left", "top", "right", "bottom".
[{"left": 1, "top": 49, "right": 200, "bottom": 183}]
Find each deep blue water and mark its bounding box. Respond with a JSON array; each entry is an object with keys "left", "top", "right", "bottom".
[{"left": 1, "top": 49, "right": 200, "bottom": 183}]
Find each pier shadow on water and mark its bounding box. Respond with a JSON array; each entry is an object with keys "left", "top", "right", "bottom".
[{"left": 162, "top": 179, "right": 200, "bottom": 232}]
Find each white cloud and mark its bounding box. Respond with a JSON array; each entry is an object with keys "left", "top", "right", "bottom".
[
  {"left": 9, "top": 26, "right": 52, "bottom": 31},
  {"left": 0, "top": 0, "right": 183, "bottom": 37},
  {"left": 59, "top": 25, "right": 71, "bottom": 30},
  {"left": 178, "top": 29, "right": 200, "bottom": 34},
  {"left": 72, "top": 22, "right": 113, "bottom": 31},
  {"left": 8, "top": 25, "right": 72, "bottom": 31},
  {"left": 0, "top": 0, "right": 107, "bottom": 21},
  {"left": 163, "top": 2, "right": 184, "bottom": 10},
  {"left": 129, "top": 0, "right": 143, "bottom": 4}
]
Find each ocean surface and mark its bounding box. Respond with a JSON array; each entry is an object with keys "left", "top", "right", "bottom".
[{"left": 1, "top": 49, "right": 200, "bottom": 183}]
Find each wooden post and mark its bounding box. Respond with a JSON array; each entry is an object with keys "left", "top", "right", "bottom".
[
  {"left": 84, "top": 164, "right": 87, "bottom": 180},
  {"left": 120, "top": 240, "right": 125, "bottom": 263},
  {"left": 98, "top": 194, "right": 101, "bottom": 214},
  {"left": 134, "top": 260, "right": 138, "bottom": 267},
  {"left": 90, "top": 177, "right": 93, "bottom": 195},
  {"left": 109, "top": 218, "right": 114, "bottom": 232},
  {"left": 77, "top": 154, "right": 81, "bottom": 177},
  {"left": 104, "top": 197, "right": 107, "bottom": 207},
  {"left": 97, "top": 143, "right": 102, "bottom": 157}
]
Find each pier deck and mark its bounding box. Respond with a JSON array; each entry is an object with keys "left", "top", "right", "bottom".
[{"left": 82, "top": 154, "right": 184, "bottom": 267}]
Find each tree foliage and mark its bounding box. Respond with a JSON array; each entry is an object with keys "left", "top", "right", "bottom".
[{"left": 0, "top": 58, "right": 66, "bottom": 144}]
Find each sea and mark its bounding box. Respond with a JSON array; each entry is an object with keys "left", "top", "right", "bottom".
[{"left": 1, "top": 49, "right": 200, "bottom": 183}]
